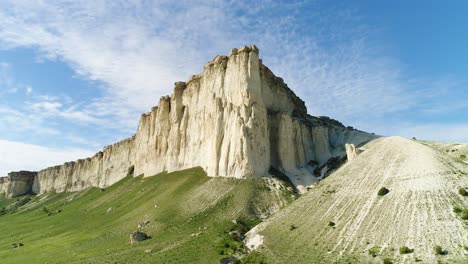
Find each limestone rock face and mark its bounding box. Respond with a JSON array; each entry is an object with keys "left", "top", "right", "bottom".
[
  {"left": 1, "top": 45, "right": 376, "bottom": 195},
  {"left": 0, "top": 171, "right": 37, "bottom": 198},
  {"left": 345, "top": 143, "right": 360, "bottom": 161}
]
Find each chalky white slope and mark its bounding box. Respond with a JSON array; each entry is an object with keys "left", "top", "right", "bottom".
[{"left": 249, "top": 137, "right": 468, "bottom": 263}]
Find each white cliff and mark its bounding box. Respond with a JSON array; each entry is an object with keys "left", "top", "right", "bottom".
[
  {"left": 0, "top": 171, "right": 37, "bottom": 198},
  {"left": 1, "top": 45, "right": 376, "bottom": 195}
]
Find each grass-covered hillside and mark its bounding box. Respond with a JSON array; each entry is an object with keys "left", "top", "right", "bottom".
[{"left": 0, "top": 167, "right": 293, "bottom": 264}]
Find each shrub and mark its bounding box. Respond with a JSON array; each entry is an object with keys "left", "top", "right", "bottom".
[
  {"left": 462, "top": 209, "right": 468, "bottom": 220},
  {"left": 290, "top": 224, "right": 298, "bottom": 231},
  {"left": 241, "top": 252, "right": 267, "bottom": 264},
  {"left": 399, "top": 246, "right": 413, "bottom": 254},
  {"left": 453, "top": 206, "right": 462, "bottom": 214},
  {"left": 328, "top": 221, "right": 336, "bottom": 227},
  {"left": 377, "top": 187, "right": 390, "bottom": 196},
  {"left": 368, "top": 246, "right": 380, "bottom": 257},
  {"left": 459, "top": 188, "right": 467, "bottom": 196},
  {"left": 383, "top": 258, "right": 393, "bottom": 264},
  {"left": 434, "top": 245, "right": 448, "bottom": 255},
  {"left": 460, "top": 154, "right": 466, "bottom": 159},
  {"left": 434, "top": 245, "right": 442, "bottom": 255}
]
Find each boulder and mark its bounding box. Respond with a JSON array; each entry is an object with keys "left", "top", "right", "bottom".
[{"left": 130, "top": 231, "right": 150, "bottom": 244}]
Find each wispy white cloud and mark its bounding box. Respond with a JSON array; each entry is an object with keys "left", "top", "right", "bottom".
[
  {"left": 0, "top": 0, "right": 426, "bottom": 127},
  {"left": 0, "top": 139, "right": 94, "bottom": 176}
]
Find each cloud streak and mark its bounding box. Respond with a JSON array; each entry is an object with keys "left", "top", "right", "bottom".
[
  {"left": 0, "top": 139, "right": 94, "bottom": 176},
  {"left": 0, "top": 1, "right": 424, "bottom": 125}
]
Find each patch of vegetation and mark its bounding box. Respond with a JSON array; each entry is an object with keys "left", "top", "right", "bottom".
[
  {"left": 368, "top": 246, "right": 380, "bottom": 257},
  {"left": 462, "top": 209, "right": 468, "bottom": 220},
  {"left": 241, "top": 251, "right": 267, "bottom": 264},
  {"left": 460, "top": 154, "right": 466, "bottom": 159},
  {"left": 0, "top": 195, "right": 32, "bottom": 216},
  {"left": 383, "top": 258, "right": 394, "bottom": 264},
  {"left": 217, "top": 216, "right": 261, "bottom": 258},
  {"left": 399, "top": 246, "right": 414, "bottom": 254},
  {"left": 328, "top": 221, "right": 336, "bottom": 227},
  {"left": 454, "top": 206, "right": 468, "bottom": 219},
  {"left": 290, "top": 224, "right": 298, "bottom": 231},
  {"left": 377, "top": 187, "right": 390, "bottom": 196},
  {"left": 434, "top": 245, "right": 448, "bottom": 255},
  {"left": 458, "top": 188, "right": 467, "bottom": 196}
]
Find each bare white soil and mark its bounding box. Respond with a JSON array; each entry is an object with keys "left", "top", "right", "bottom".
[{"left": 249, "top": 137, "right": 468, "bottom": 263}]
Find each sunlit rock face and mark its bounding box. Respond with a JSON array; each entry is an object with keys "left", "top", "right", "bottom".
[
  {"left": 346, "top": 143, "right": 360, "bottom": 161},
  {"left": 2, "top": 46, "right": 375, "bottom": 195},
  {"left": 0, "top": 171, "right": 37, "bottom": 198}
]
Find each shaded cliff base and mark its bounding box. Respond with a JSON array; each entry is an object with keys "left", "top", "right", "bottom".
[{"left": 0, "top": 167, "right": 294, "bottom": 264}]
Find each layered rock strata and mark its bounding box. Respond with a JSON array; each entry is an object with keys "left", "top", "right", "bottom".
[{"left": 1, "top": 46, "right": 375, "bottom": 195}]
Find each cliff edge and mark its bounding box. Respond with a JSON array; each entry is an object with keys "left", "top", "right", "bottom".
[{"left": 0, "top": 45, "right": 376, "bottom": 196}]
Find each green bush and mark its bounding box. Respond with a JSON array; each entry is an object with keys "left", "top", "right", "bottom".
[
  {"left": 368, "top": 246, "right": 380, "bottom": 257},
  {"left": 383, "top": 258, "right": 393, "bottom": 264},
  {"left": 434, "top": 245, "right": 447, "bottom": 255},
  {"left": 462, "top": 209, "right": 468, "bottom": 220},
  {"left": 377, "top": 187, "right": 390, "bottom": 196},
  {"left": 459, "top": 188, "right": 467, "bottom": 196},
  {"left": 241, "top": 252, "right": 267, "bottom": 264},
  {"left": 399, "top": 246, "right": 413, "bottom": 254},
  {"left": 290, "top": 224, "right": 298, "bottom": 231},
  {"left": 460, "top": 154, "right": 466, "bottom": 159},
  {"left": 454, "top": 206, "right": 462, "bottom": 214},
  {"left": 328, "top": 221, "right": 336, "bottom": 227}
]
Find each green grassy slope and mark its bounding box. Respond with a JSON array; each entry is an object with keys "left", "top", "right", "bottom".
[{"left": 0, "top": 167, "right": 292, "bottom": 264}]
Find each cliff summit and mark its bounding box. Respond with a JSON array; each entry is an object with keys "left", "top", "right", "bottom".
[{"left": 0, "top": 45, "right": 375, "bottom": 197}]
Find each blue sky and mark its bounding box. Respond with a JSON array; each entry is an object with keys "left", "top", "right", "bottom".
[{"left": 0, "top": 0, "right": 467, "bottom": 175}]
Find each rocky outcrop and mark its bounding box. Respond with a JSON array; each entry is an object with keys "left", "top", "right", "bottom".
[
  {"left": 345, "top": 143, "right": 360, "bottom": 161},
  {"left": 2, "top": 45, "right": 376, "bottom": 196},
  {"left": 0, "top": 171, "right": 37, "bottom": 198},
  {"left": 33, "top": 137, "right": 134, "bottom": 194}
]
